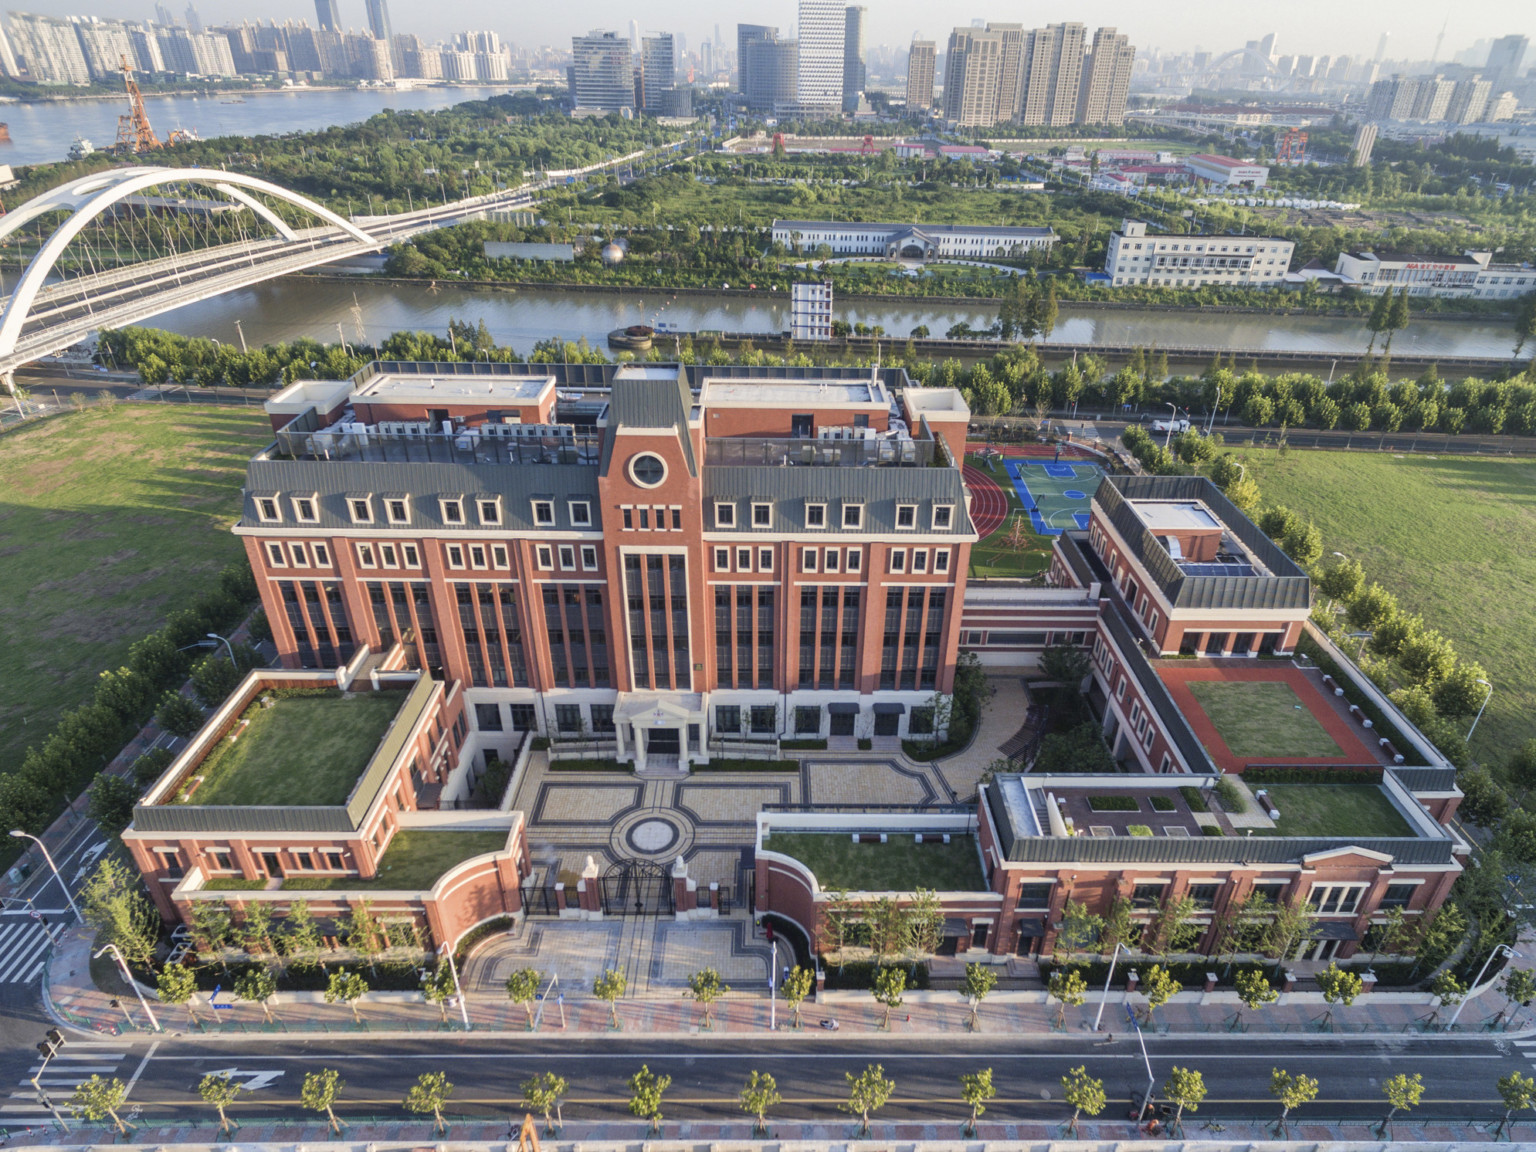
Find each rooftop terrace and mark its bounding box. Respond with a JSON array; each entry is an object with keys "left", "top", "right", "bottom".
[
  {"left": 765, "top": 831, "right": 986, "bottom": 892},
  {"left": 700, "top": 377, "right": 892, "bottom": 407},
  {"left": 284, "top": 829, "right": 509, "bottom": 890}
]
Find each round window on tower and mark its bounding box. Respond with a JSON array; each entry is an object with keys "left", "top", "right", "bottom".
[{"left": 629, "top": 452, "right": 667, "bottom": 489}]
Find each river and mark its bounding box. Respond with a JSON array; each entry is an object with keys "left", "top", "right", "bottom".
[
  {"left": 0, "top": 85, "right": 514, "bottom": 167},
  {"left": 142, "top": 278, "right": 1525, "bottom": 361}
]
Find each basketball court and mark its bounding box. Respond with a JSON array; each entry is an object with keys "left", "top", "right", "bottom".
[{"left": 1002, "top": 460, "right": 1105, "bottom": 536}]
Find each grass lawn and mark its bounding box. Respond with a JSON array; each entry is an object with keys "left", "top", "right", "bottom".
[
  {"left": 1186, "top": 681, "right": 1344, "bottom": 759},
  {"left": 181, "top": 690, "right": 407, "bottom": 806},
  {"left": 0, "top": 404, "right": 272, "bottom": 772},
  {"left": 1256, "top": 784, "right": 1413, "bottom": 838},
  {"left": 765, "top": 832, "right": 986, "bottom": 892},
  {"left": 1241, "top": 448, "right": 1536, "bottom": 767},
  {"left": 965, "top": 453, "right": 1055, "bottom": 579},
  {"left": 285, "top": 830, "right": 508, "bottom": 890}
]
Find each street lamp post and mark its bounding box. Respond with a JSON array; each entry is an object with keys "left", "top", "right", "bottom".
[
  {"left": 1092, "top": 941, "right": 1126, "bottom": 1032},
  {"left": 439, "top": 942, "right": 472, "bottom": 1032},
  {"left": 1447, "top": 944, "right": 1520, "bottom": 1030},
  {"left": 768, "top": 938, "right": 779, "bottom": 1031},
  {"left": 8, "top": 831, "right": 81, "bottom": 921},
  {"left": 1467, "top": 679, "right": 1494, "bottom": 743},
  {"left": 1126, "top": 1003, "right": 1157, "bottom": 1123},
  {"left": 94, "top": 943, "right": 161, "bottom": 1032},
  {"left": 206, "top": 632, "right": 237, "bottom": 665},
  {"left": 1163, "top": 402, "right": 1178, "bottom": 449}
]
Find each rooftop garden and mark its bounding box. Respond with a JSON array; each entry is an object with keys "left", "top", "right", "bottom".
[
  {"left": 284, "top": 830, "right": 509, "bottom": 891},
  {"left": 1254, "top": 783, "right": 1413, "bottom": 839},
  {"left": 174, "top": 688, "right": 407, "bottom": 807},
  {"left": 1186, "top": 680, "right": 1344, "bottom": 759},
  {"left": 766, "top": 832, "right": 986, "bottom": 892}
]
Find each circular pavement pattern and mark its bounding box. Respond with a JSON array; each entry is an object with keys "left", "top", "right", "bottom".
[
  {"left": 1063, "top": 489, "right": 1087, "bottom": 500},
  {"left": 626, "top": 818, "right": 680, "bottom": 855}
]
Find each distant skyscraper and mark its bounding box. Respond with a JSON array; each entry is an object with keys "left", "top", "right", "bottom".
[
  {"left": 314, "top": 0, "right": 341, "bottom": 33},
  {"left": 1077, "top": 26, "right": 1134, "bottom": 125},
  {"left": 1484, "top": 35, "right": 1529, "bottom": 89},
  {"left": 1019, "top": 23, "right": 1086, "bottom": 126},
  {"left": 7, "top": 12, "right": 91, "bottom": 84},
  {"left": 737, "top": 23, "right": 773, "bottom": 84},
  {"left": 154, "top": 3, "right": 176, "bottom": 27},
  {"left": 628, "top": 19, "right": 639, "bottom": 52},
  {"left": 639, "top": 33, "right": 675, "bottom": 113},
  {"left": 905, "top": 38, "right": 935, "bottom": 113},
  {"left": 738, "top": 24, "right": 797, "bottom": 112},
  {"left": 365, "top": 0, "right": 392, "bottom": 43},
  {"left": 841, "top": 6, "right": 865, "bottom": 113},
  {"left": 1374, "top": 32, "right": 1389, "bottom": 64},
  {"left": 1446, "top": 76, "right": 1492, "bottom": 124},
  {"left": 184, "top": 3, "right": 201, "bottom": 33},
  {"left": 944, "top": 26, "right": 1006, "bottom": 127},
  {"left": 0, "top": 22, "right": 19, "bottom": 77},
  {"left": 570, "top": 30, "right": 634, "bottom": 113},
  {"left": 796, "top": 0, "right": 845, "bottom": 112}
]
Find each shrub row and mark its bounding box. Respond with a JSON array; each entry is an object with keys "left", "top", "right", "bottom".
[
  {"left": 1087, "top": 795, "right": 1139, "bottom": 812},
  {"left": 820, "top": 959, "right": 931, "bottom": 991},
  {"left": 1244, "top": 766, "right": 1385, "bottom": 787}
]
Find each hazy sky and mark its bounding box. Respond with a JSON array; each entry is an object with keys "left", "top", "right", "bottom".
[{"left": 26, "top": 0, "right": 1535, "bottom": 60}]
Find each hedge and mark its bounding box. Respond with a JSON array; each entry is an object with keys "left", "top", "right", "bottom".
[
  {"left": 820, "top": 959, "right": 931, "bottom": 991},
  {"left": 1088, "top": 795, "right": 1139, "bottom": 811},
  {"left": 1244, "top": 766, "right": 1384, "bottom": 786},
  {"left": 1179, "top": 786, "right": 1210, "bottom": 812}
]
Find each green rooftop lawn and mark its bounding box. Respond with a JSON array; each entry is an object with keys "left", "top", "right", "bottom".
[
  {"left": 179, "top": 689, "right": 407, "bottom": 807},
  {"left": 284, "top": 830, "right": 508, "bottom": 891},
  {"left": 1255, "top": 784, "right": 1413, "bottom": 838},
  {"left": 765, "top": 832, "right": 986, "bottom": 892},
  {"left": 1187, "top": 680, "right": 1344, "bottom": 759}
]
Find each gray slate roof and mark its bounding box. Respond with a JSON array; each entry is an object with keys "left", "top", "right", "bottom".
[{"left": 703, "top": 465, "right": 975, "bottom": 535}]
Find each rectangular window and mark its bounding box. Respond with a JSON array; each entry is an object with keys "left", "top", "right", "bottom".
[
  {"left": 889, "top": 549, "right": 906, "bottom": 574},
  {"left": 912, "top": 550, "right": 928, "bottom": 573},
  {"left": 794, "top": 705, "right": 820, "bottom": 735},
  {"left": 639, "top": 508, "right": 650, "bottom": 530},
  {"left": 256, "top": 497, "right": 281, "bottom": 523},
  {"left": 568, "top": 500, "right": 591, "bottom": 527},
  {"left": 475, "top": 702, "right": 503, "bottom": 731},
  {"left": 758, "top": 548, "right": 773, "bottom": 572},
  {"left": 555, "top": 704, "right": 584, "bottom": 734},
  {"left": 292, "top": 495, "right": 318, "bottom": 523},
  {"left": 716, "top": 704, "right": 742, "bottom": 734},
  {"left": 751, "top": 705, "right": 777, "bottom": 734},
  {"left": 842, "top": 503, "right": 863, "bottom": 529},
  {"left": 824, "top": 548, "right": 839, "bottom": 572},
  {"left": 289, "top": 542, "right": 309, "bottom": 567},
  {"left": 581, "top": 545, "right": 599, "bottom": 571},
  {"left": 535, "top": 545, "right": 554, "bottom": 570},
  {"left": 492, "top": 544, "right": 509, "bottom": 568},
  {"left": 671, "top": 507, "right": 682, "bottom": 530},
  {"left": 895, "top": 503, "right": 916, "bottom": 529},
  {"left": 934, "top": 549, "right": 950, "bottom": 573},
  {"left": 509, "top": 704, "right": 537, "bottom": 731},
  {"left": 1016, "top": 882, "right": 1052, "bottom": 909},
  {"left": 1380, "top": 884, "right": 1416, "bottom": 909},
  {"left": 386, "top": 498, "right": 410, "bottom": 525},
  {"left": 401, "top": 543, "right": 420, "bottom": 567},
  {"left": 715, "top": 547, "right": 730, "bottom": 571},
  {"left": 802, "top": 547, "right": 818, "bottom": 573},
  {"left": 846, "top": 549, "right": 861, "bottom": 572},
  {"left": 1131, "top": 883, "right": 1166, "bottom": 909},
  {"left": 445, "top": 544, "right": 466, "bottom": 569},
  {"left": 469, "top": 544, "right": 487, "bottom": 569},
  {"left": 355, "top": 543, "right": 376, "bottom": 568},
  {"left": 474, "top": 498, "right": 500, "bottom": 525},
  {"left": 736, "top": 547, "right": 752, "bottom": 571},
  {"left": 749, "top": 503, "right": 771, "bottom": 529},
  {"left": 311, "top": 542, "right": 331, "bottom": 567},
  {"left": 1188, "top": 883, "right": 1220, "bottom": 910},
  {"left": 532, "top": 500, "right": 555, "bottom": 527},
  {"left": 558, "top": 545, "right": 576, "bottom": 570},
  {"left": 933, "top": 504, "right": 953, "bottom": 530},
  {"left": 378, "top": 543, "right": 398, "bottom": 568},
  {"left": 440, "top": 498, "right": 464, "bottom": 525},
  {"left": 265, "top": 542, "right": 287, "bottom": 567},
  {"left": 715, "top": 502, "right": 736, "bottom": 527},
  {"left": 622, "top": 507, "right": 634, "bottom": 530},
  {"left": 348, "top": 497, "right": 372, "bottom": 524},
  {"left": 591, "top": 704, "right": 615, "bottom": 734}
]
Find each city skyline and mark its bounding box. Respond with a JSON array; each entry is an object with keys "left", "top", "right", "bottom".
[{"left": 1, "top": 0, "right": 1526, "bottom": 61}]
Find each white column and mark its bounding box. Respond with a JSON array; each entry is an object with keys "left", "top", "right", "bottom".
[
  {"left": 678, "top": 726, "right": 690, "bottom": 775},
  {"left": 635, "top": 726, "right": 647, "bottom": 773},
  {"left": 615, "top": 719, "right": 627, "bottom": 761}
]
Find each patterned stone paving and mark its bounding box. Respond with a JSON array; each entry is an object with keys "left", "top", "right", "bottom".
[
  {"left": 802, "top": 759, "right": 938, "bottom": 805},
  {"left": 675, "top": 782, "right": 789, "bottom": 824}
]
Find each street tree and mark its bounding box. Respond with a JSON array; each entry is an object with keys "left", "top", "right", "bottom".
[
  {"left": 905, "top": 888, "right": 945, "bottom": 957},
  {"left": 505, "top": 967, "right": 543, "bottom": 1029},
  {"left": 1232, "top": 968, "right": 1278, "bottom": 1030},
  {"left": 1048, "top": 965, "right": 1087, "bottom": 1030},
  {"left": 156, "top": 690, "right": 206, "bottom": 738},
  {"left": 627, "top": 1065, "right": 671, "bottom": 1135},
  {"left": 1316, "top": 962, "right": 1363, "bottom": 1030},
  {"left": 1146, "top": 894, "right": 1201, "bottom": 960},
  {"left": 157, "top": 963, "right": 200, "bottom": 1025},
  {"left": 1383, "top": 289, "right": 1411, "bottom": 356},
  {"left": 782, "top": 966, "right": 814, "bottom": 1029},
  {"left": 1163, "top": 1066, "right": 1207, "bottom": 1137},
  {"left": 69, "top": 1075, "right": 134, "bottom": 1134},
  {"left": 189, "top": 900, "right": 232, "bottom": 963},
  {"left": 241, "top": 901, "right": 278, "bottom": 958},
  {"left": 1366, "top": 287, "right": 1393, "bottom": 354},
  {"left": 521, "top": 1071, "right": 568, "bottom": 1133},
  {"left": 739, "top": 1070, "right": 781, "bottom": 1136},
  {"left": 842, "top": 1064, "right": 895, "bottom": 1137},
  {"left": 87, "top": 774, "right": 139, "bottom": 842},
  {"left": 873, "top": 965, "right": 906, "bottom": 1029},
  {"left": 1429, "top": 970, "right": 1467, "bottom": 1029},
  {"left": 1139, "top": 964, "right": 1180, "bottom": 1027},
  {"left": 324, "top": 968, "right": 369, "bottom": 1023},
  {"left": 594, "top": 968, "right": 627, "bottom": 1029},
  {"left": 685, "top": 967, "right": 729, "bottom": 1028},
  {"left": 404, "top": 1071, "right": 454, "bottom": 1135},
  {"left": 1061, "top": 1066, "right": 1105, "bottom": 1136},
  {"left": 80, "top": 857, "right": 158, "bottom": 969},
  {"left": 1496, "top": 1071, "right": 1536, "bottom": 1140},
  {"left": 280, "top": 900, "right": 324, "bottom": 972},
  {"left": 301, "top": 1068, "right": 346, "bottom": 1134},
  {"left": 1315, "top": 557, "right": 1365, "bottom": 609},
  {"left": 1270, "top": 1068, "right": 1319, "bottom": 1137},
  {"left": 199, "top": 1072, "right": 242, "bottom": 1135},
  {"left": 1379, "top": 1072, "right": 1424, "bottom": 1138},
  {"left": 421, "top": 960, "right": 457, "bottom": 1022},
  {"left": 962, "top": 962, "right": 998, "bottom": 1030},
  {"left": 1494, "top": 968, "right": 1536, "bottom": 1030},
  {"left": 1054, "top": 899, "right": 1104, "bottom": 959},
  {"left": 233, "top": 966, "right": 278, "bottom": 1023},
  {"left": 959, "top": 1068, "right": 995, "bottom": 1136}
]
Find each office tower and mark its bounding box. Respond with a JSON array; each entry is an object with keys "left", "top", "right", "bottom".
[
  {"left": 640, "top": 33, "right": 675, "bottom": 113},
  {"left": 943, "top": 26, "right": 1005, "bottom": 127},
  {"left": 1485, "top": 35, "right": 1529, "bottom": 89},
  {"left": 1350, "top": 122, "right": 1378, "bottom": 166},
  {"left": 1077, "top": 26, "right": 1134, "bottom": 125},
  {"left": 570, "top": 30, "right": 635, "bottom": 113},
  {"left": 184, "top": 4, "right": 201, "bottom": 33},
  {"left": 738, "top": 23, "right": 772, "bottom": 85},
  {"left": 1374, "top": 32, "right": 1389, "bottom": 64},
  {"left": 628, "top": 19, "right": 639, "bottom": 52},
  {"left": 8, "top": 13, "right": 91, "bottom": 84},
  {"left": 153, "top": 3, "right": 176, "bottom": 27},
  {"left": 364, "top": 0, "right": 391, "bottom": 43},
  {"left": 314, "top": 0, "right": 341, "bottom": 33},
  {"left": 1019, "top": 22, "right": 1085, "bottom": 126},
  {"left": 905, "top": 38, "right": 935, "bottom": 112},
  {"left": 842, "top": 6, "right": 865, "bottom": 113},
  {"left": 1446, "top": 76, "right": 1492, "bottom": 124},
  {"left": 739, "top": 24, "right": 797, "bottom": 111},
  {"left": 796, "top": 0, "right": 844, "bottom": 113}
]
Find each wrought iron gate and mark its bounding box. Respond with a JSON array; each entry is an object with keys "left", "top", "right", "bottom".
[{"left": 600, "top": 859, "right": 673, "bottom": 916}]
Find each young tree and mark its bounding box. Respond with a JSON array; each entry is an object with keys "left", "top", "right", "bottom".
[
  {"left": 782, "top": 965, "right": 814, "bottom": 1029},
  {"left": 1163, "top": 1066, "right": 1207, "bottom": 1137},
  {"left": 69, "top": 1075, "right": 134, "bottom": 1134},
  {"left": 1366, "top": 287, "right": 1393, "bottom": 355},
  {"left": 158, "top": 963, "right": 201, "bottom": 1025},
  {"left": 627, "top": 1065, "right": 671, "bottom": 1135},
  {"left": 339, "top": 900, "right": 384, "bottom": 973},
  {"left": 1048, "top": 965, "right": 1088, "bottom": 1030},
  {"left": 1496, "top": 1071, "right": 1536, "bottom": 1139},
  {"left": 80, "top": 858, "right": 159, "bottom": 969},
  {"left": 1512, "top": 292, "right": 1536, "bottom": 360},
  {"left": 234, "top": 966, "right": 278, "bottom": 1023},
  {"left": 1146, "top": 894, "right": 1201, "bottom": 960},
  {"left": 324, "top": 968, "right": 369, "bottom": 1023},
  {"left": 1315, "top": 556, "right": 1365, "bottom": 609},
  {"left": 1315, "top": 962, "right": 1364, "bottom": 1030},
  {"left": 156, "top": 690, "right": 206, "bottom": 738},
  {"left": 241, "top": 901, "right": 278, "bottom": 959},
  {"left": 1429, "top": 970, "right": 1467, "bottom": 1029},
  {"left": 404, "top": 1071, "right": 454, "bottom": 1135},
  {"left": 1054, "top": 899, "right": 1105, "bottom": 959},
  {"left": 1262, "top": 900, "right": 1318, "bottom": 974},
  {"left": 1378, "top": 1072, "right": 1424, "bottom": 1137},
  {"left": 521, "top": 1071, "right": 568, "bottom": 1133},
  {"left": 1493, "top": 968, "right": 1536, "bottom": 1031},
  {"left": 594, "top": 967, "right": 627, "bottom": 1029},
  {"left": 199, "top": 1072, "right": 242, "bottom": 1134},
  {"left": 505, "top": 967, "right": 543, "bottom": 1029},
  {"left": 189, "top": 900, "right": 233, "bottom": 964},
  {"left": 870, "top": 964, "right": 907, "bottom": 1030},
  {"left": 739, "top": 1070, "right": 781, "bottom": 1136},
  {"left": 1270, "top": 1068, "right": 1319, "bottom": 1137},
  {"left": 87, "top": 774, "right": 139, "bottom": 841},
  {"left": 421, "top": 960, "right": 458, "bottom": 1022},
  {"left": 842, "top": 1064, "right": 895, "bottom": 1136},
  {"left": 301, "top": 1068, "right": 346, "bottom": 1134},
  {"left": 962, "top": 962, "right": 998, "bottom": 1031},
  {"left": 960, "top": 1068, "right": 996, "bottom": 1136},
  {"left": 1383, "top": 289, "right": 1411, "bottom": 356},
  {"left": 280, "top": 899, "right": 324, "bottom": 972},
  {"left": 1061, "top": 1065, "right": 1105, "bottom": 1136},
  {"left": 685, "top": 967, "right": 729, "bottom": 1028},
  {"left": 904, "top": 888, "right": 945, "bottom": 957},
  {"left": 1232, "top": 968, "right": 1278, "bottom": 1030},
  {"left": 1139, "top": 964, "right": 1180, "bottom": 1027}
]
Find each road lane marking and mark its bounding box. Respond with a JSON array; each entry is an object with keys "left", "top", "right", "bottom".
[{"left": 142, "top": 1050, "right": 1511, "bottom": 1062}]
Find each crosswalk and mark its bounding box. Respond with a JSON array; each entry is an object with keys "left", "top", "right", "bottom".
[
  {"left": 2, "top": 1047, "right": 132, "bottom": 1115},
  {"left": 1514, "top": 1037, "right": 1536, "bottom": 1068},
  {"left": 0, "top": 915, "right": 55, "bottom": 985}
]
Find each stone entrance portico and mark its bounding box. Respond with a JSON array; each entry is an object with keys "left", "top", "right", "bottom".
[{"left": 613, "top": 691, "right": 705, "bottom": 773}]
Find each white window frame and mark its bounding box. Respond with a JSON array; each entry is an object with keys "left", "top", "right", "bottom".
[
  {"left": 932, "top": 503, "right": 954, "bottom": 530},
  {"left": 288, "top": 542, "right": 309, "bottom": 567},
  {"left": 477, "top": 497, "right": 503, "bottom": 526},
  {"left": 255, "top": 496, "right": 282, "bottom": 523},
  {"left": 806, "top": 502, "right": 827, "bottom": 528},
  {"left": 492, "top": 544, "right": 509, "bottom": 568},
  {"left": 557, "top": 544, "right": 577, "bottom": 571},
  {"left": 714, "top": 547, "right": 730, "bottom": 572},
  {"left": 531, "top": 499, "right": 555, "bottom": 527},
  {"left": 311, "top": 542, "right": 332, "bottom": 567},
  {"left": 889, "top": 549, "right": 907, "bottom": 574},
  {"left": 580, "top": 544, "right": 599, "bottom": 571},
  {"left": 385, "top": 497, "right": 411, "bottom": 525},
  {"left": 934, "top": 548, "right": 949, "bottom": 573},
  {"left": 758, "top": 547, "right": 773, "bottom": 572},
  {"left": 842, "top": 502, "right": 864, "bottom": 529},
  {"left": 568, "top": 500, "right": 592, "bottom": 527},
  {"left": 440, "top": 497, "right": 465, "bottom": 525},
  {"left": 401, "top": 543, "right": 420, "bottom": 567},
  {"left": 802, "top": 546, "right": 818, "bottom": 573},
  {"left": 715, "top": 502, "right": 736, "bottom": 528},
  {"left": 824, "top": 547, "right": 839, "bottom": 572},
  {"left": 265, "top": 542, "right": 287, "bottom": 567},
  {"left": 846, "top": 549, "right": 862, "bottom": 572},
  {"left": 469, "top": 544, "right": 488, "bottom": 569},
  {"left": 895, "top": 503, "right": 917, "bottom": 530},
  {"left": 291, "top": 493, "right": 320, "bottom": 524},
  {"left": 445, "top": 543, "right": 466, "bottom": 569},
  {"left": 751, "top": 502, "right": 772, "bottom": 528},
  {"left": 379, "top": 543, "right": 398, "bottom": 568},
  {"left": 535, "top": 545, "right": 554, "bottom": 570},
  {"left": 912, "top": 549, "right": 928, "bottom": 573},
  {"left": 347, "top": 496, "right": 373, "bottom": 525},
  {"left": 355, "top": 542, "right": 377, "bottom": 569},
  {"left": 737, "top": 547, "right": 752, "bottom": 571}
]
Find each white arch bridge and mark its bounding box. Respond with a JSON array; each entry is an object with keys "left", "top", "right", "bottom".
[{"left": 0, "top": 165, "right": 540, "bottom": 383}]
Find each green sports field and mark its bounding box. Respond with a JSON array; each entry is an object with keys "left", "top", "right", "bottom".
[{"left": 1242, "top": 447, "right": 1536, "bottom": 768}]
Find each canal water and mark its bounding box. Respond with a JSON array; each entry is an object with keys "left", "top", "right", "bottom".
[{"left": 143, "top": 277, "right": 1526, "bottom": 361}]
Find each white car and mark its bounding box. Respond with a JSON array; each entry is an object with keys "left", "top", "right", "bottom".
[{"left": 1149, "top": 417, "right": 1192, "bottom": 433}]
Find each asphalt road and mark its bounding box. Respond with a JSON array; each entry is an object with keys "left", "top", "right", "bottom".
[{"left": 9, "top": 1031, "right": 1528, "bottom": 1130}]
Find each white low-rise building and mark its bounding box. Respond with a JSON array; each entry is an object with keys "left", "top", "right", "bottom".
[
  {"left": 1333, "top": 249, "right": 1536, "bottom": 299},
  {"left": 1104, "top": 219, "right": 1294, "bottom": 289},
  {"left": 1184, "top": 153, "right": 1271, "bottom": 189},
  {"left": 771, "top": 219, "right": 1056, "bottom": 260}
]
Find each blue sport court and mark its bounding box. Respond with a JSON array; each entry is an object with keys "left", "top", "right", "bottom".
[{"left": 1003, "top": 460, "right": 1105, "bottom": 536}]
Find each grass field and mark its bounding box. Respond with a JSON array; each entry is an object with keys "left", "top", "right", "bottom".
[
  {"left": 1186, "top": 681, "right": 1345, "bottom": 759},
  {"left": 0, "top": 404, "right": 273, "bottom": 773},
  {"left": 965, "top": 454, "right": 1055, "bottom": 579},
  {"left": 765, "top": 832, "right": 986, "bottom": 892},
  {"left": 1257, "top": 784, "right": 1413, "bottom": 838},
  {"left": 183, "top": 690, "right": 407, "bottom": 807},
  {"left": 1241, "top": 448, "right": 1536, "bottom": 767}
]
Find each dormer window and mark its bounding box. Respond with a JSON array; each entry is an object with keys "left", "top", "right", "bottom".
[
  {"left": 933, "top": 504, "right": 953, "bottom": 530},
  {"left": 477, "top": 498, "right": 502, "bottom": 526},
  {"left": 569, "top": 500, "right": 592, "bottom": 527},
  {"left": 842, "top": 503, "right": 863, "bottom": 529},
  {"left": 440, "top": 497, "right": 465, "bottom": 525},
  {"left": 255, "top": 496, "right": 281, "bottom": 523},
  {"left": 806, "top": 502, "right": 826, "bottom": 528},
  {"left": 715, "top": 502, "right": 736, "bottom": 528},
  {"left": 531, "top": 500, "right": 555, "bottom": 527},
  {"left": 752, "top": 502, "right": 772, "bottom": 528},
  {"left": 347, "top": 497, "right": 373, "bottom": 525},
  {"left": 895, "top": 504, "right": 917, "bottom": 529},
  {"left": 385, "top": 497, "right": 410, "bottom": 525},
  {"left": 291, "top": 495, "right": 319, "bottom": 523}
]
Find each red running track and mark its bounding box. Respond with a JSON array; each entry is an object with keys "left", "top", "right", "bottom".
[{"left": 963, "top": 465, "right": 1009, "bottom": 538}]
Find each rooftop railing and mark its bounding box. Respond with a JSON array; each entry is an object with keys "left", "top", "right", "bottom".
[
  {"left": 705, "top": 435, "right": 935, "bottom": 468},
  {"left": 272, "top": 426, "right": 604, "bottom": 466}
]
